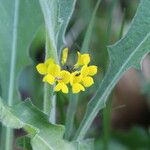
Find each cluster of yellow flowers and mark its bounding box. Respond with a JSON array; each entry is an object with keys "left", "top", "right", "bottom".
[{"left": 36, "top": 48, "right": 98, "bottom": 94}]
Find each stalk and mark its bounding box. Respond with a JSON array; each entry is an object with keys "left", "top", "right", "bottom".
[
  {"left": 64, "top": 94, "right": 78, "bottom": 140},
  {"left": 43, "top": 33, "right": 58, "bottom": 123}
]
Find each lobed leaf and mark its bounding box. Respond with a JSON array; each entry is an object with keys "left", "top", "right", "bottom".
[
  {"left": 0, "top": 97, "right": 94, "bottom": 150},
  {"left": 75, "top": 0, "right": 150, "bottom": 140}
]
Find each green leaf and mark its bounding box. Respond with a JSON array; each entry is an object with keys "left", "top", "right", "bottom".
[
  {"left": 75, "top": 0, "right": 150, "bottom": 140},
  {"left": 0, "top": 0, "right": 43, "bottom": 149},
  {"left": 74, "top": 139, "right": 94, "bottom": 150},
  {"left": 0, "top": 0, "right": 43, "bottom": 103},
  {"left": 39, "top": 0, "right": 77, "bottom": 59},
  {"left": 0, "top": 97, "right": 75, "bottom": 150},
  {"left": 0, "top": 97, "right": 94, "bottom": 150}
]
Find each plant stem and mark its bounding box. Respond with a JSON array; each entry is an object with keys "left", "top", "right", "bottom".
[
  {"left": 43, "top": 33, "right": 57, "bottom": 123},
  {"left": 43, "top": 82, "right": 56, "bottom": 123},
  {"left": 39, "top": 0, "right": 59, "bottom": 123},
  {"left": 102, "top": 97, "right": 112, "bottom": 150},
  {"left": 64, "top": 94, "right": 78, "bottom": 140}
]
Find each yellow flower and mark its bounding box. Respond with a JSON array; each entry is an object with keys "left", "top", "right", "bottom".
[
  {"left": 42, "top": 63, "right": 61, "bottom": 85},
  {"left": 47, "top": 64, "right": 61, "bottom": 77},
  {"left": 36, "top": 58, "right": 54, "bottom": 75},
  {"left": 54, "top": 70, "right": 71, "bottom": 93},
  {"left": 57, "top": 70, "right": 71, "bottom": 84},
  {"left": 36, "top": 48, "right": 98, "bottom": 94},
  {"left": 70, "top": 71, "right": 82, "bottom": 85},
  {"left": 70, "top": 71, "right": 85, "bottom": 93},
  {"left": 74, "top": 52, "right": 90, "bottom": 68},
  {"left": 61, "top": 48, "right": 68, "bottom": 65},
  {"left": 43, "top": 74, "right": 55, "bottom": 85},
  {"left": 81, "top": 65, "right": 97, "bottom": 77},
  {"left": 80, "top": 65, "right": 98, "bottom": 87},
  {"left": 82, "top": 76, "right": 94, "bottom": 87}
]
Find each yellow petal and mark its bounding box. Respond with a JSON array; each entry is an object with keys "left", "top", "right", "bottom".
[
  {"left": 54, "top": 83, "right": 62, "bottom": 91},
  {"left": 43, "top": 74, "right": 55, "bottom": 85},
  {"left": 61, "top": 83, "right": 69, "bottom": 93},
  {"left": 47, "top": 64, "right": 61, "bottom": 77},
  {"left": 70, "top": 71, "right": 82, "bottom": 85},
  {"left": 74, "top": 51, "right": 90, "bottom": 68},
  {"left": 45, "top": 58, "right": 55, "bottom": 65},
  {"left": 36, "top": 63, "right": 47, "bottom": 75},
  {"left": 59, "top": 70, "right": 71, "bottom": 84},
  {"left": 61, "top": 48, "right": 68, "bottom": 65},
  {"left": 54, "top": 83, "right": 68, "bottom": 93},
  {"left": 81, "top": 65, "right": 89, "bottom": 77},
  {"left": 82, "top": 54, "right": 90, "bottom": 65},
  {"left": 72, "top": 83, "right": 85, "bottom": 93},
  {"left": 82, "top": 76, "right": 94, "bottom": 87},
  {"left": 88, "top": 65, "right": 98, "bottom": 76}
]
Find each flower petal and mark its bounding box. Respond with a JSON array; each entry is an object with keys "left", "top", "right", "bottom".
[
  {"left": 43, "top": 74, "right": 55, "bottom": 85},
  {"left": 81, "top": 65, "right": 89, "bottom": 77},
  {"left": 45, "top": 58, "right": 55, "bottom": 65},
  {"left": 54, "top": 83, "right": 68, "bottom": 93},
  {"left": 82, "top": 54, "right": 90, "bottom": 65},
  {"left": 74, "top": 52, "right": 90, "bottom": 68},
  {"left": 88, "top": 65, "right": 98, "bottom": 76},
  {"left": 72, "top": 83, "right": 85, "bottom": 93},
  {"left": 59, "top": 70, "right": 71, "bottom": 84},
  {"left": 61, "top": 48, "right": 68, "bottom": 65},
  {"left": 61, "top": 83, "right": 69, "bottom": 93},
  {"left": 70, "top": 71, "right": 82, "bottom": 85},
  {"left": 36, "top": 63, "right": 47, "bottom": 75},
  {"left": 54, "top": 83, "right": 62, "bottom": 91},
  {"left": 82, "top": 76, "right": 94, "bottom": 87},
  {"left": 48, "top": 64, "right": 61, "bottom": 77}
]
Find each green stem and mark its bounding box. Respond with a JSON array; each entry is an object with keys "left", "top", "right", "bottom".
[
  {"left": 102, "top": 97, "right": 112, "bottom": 150},
  {"left": 43, "top": 33, "right": 57, "bottom": 123},
  {"left": 39, "top": 0, "right": 59, "bottom": 123},
  {"left": 64, "top": 94, "right": 79, "bottom": 140},
  {"left": 43, "top": 83, "right": 56, "bottom": 123}
]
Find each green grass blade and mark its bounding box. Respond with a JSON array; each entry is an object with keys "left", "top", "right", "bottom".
[
  {"left": 74, "top": 0, "right": 150, "bottom": 140},
  {"left": 81, "top": 0, "right": 102, "bottom": 52}
]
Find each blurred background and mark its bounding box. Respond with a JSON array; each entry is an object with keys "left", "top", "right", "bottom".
[{"left": 14, "top": 0, "right": 150, "bottom": 149}]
